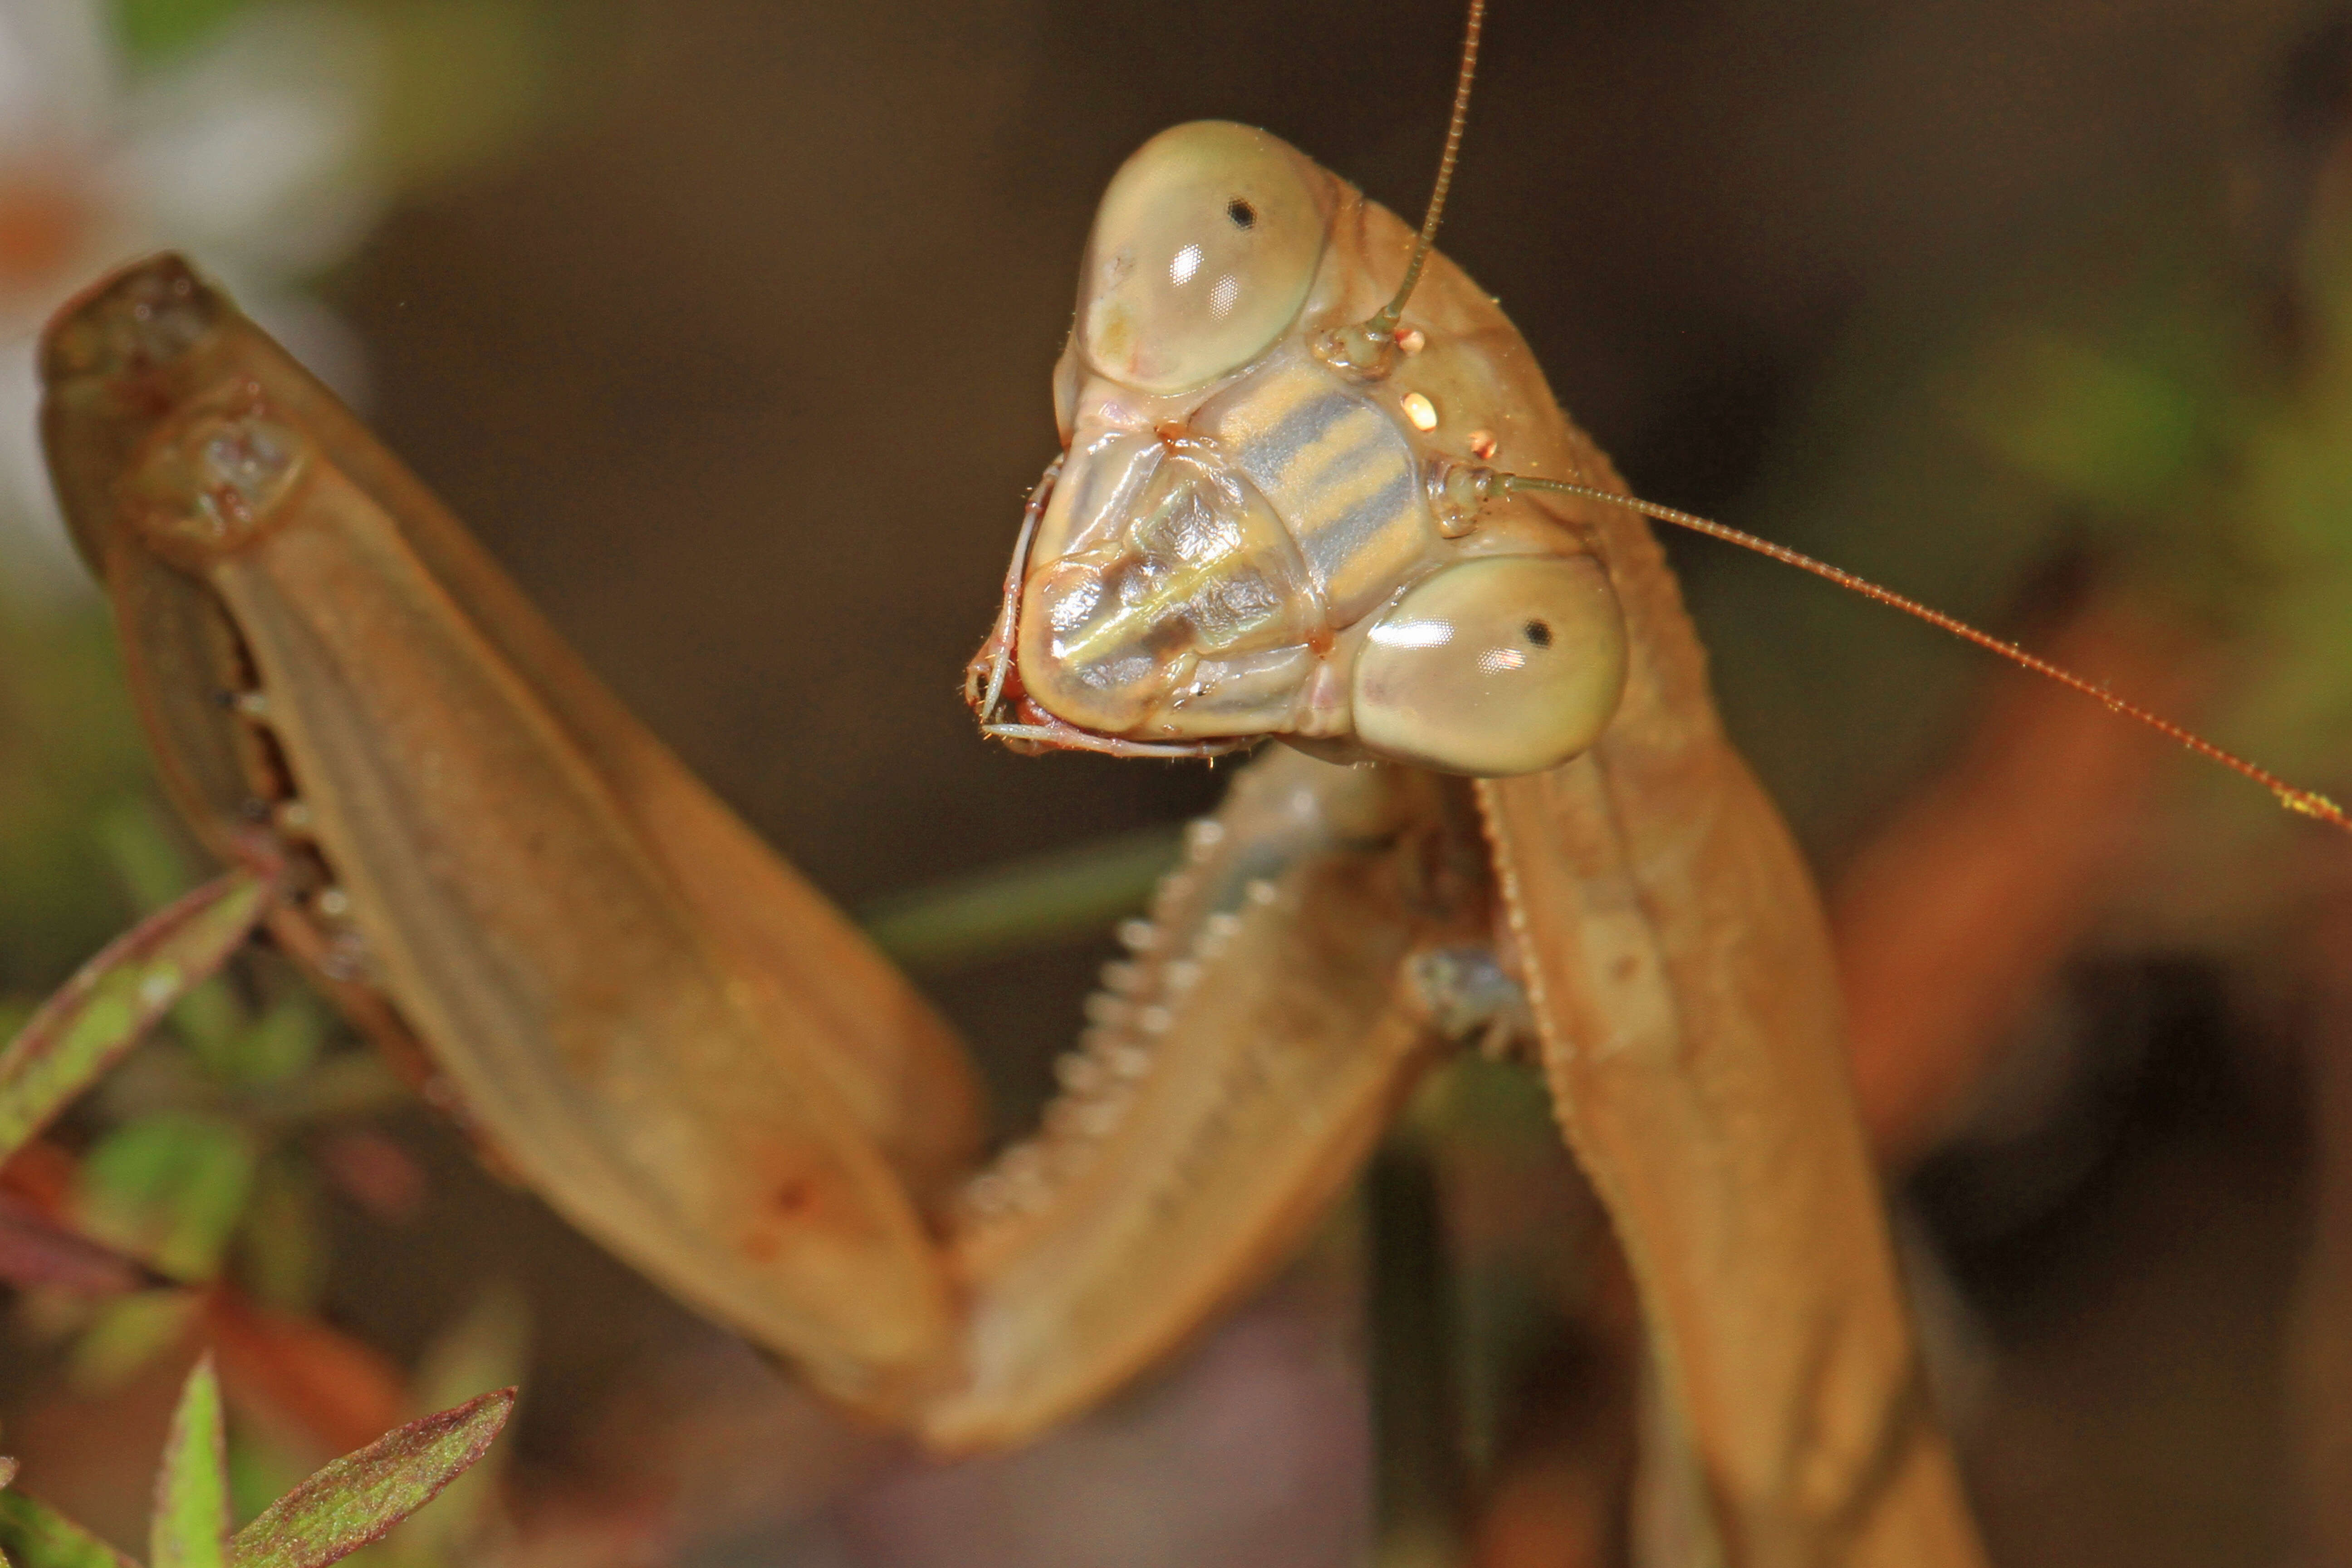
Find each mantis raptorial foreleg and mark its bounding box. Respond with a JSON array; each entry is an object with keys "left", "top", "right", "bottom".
[
  {"left": 37, "top": 257, "right": 1509, "bottom": 1460},
  {"left": 43, "top": 260, "right": 971, "bottom": 1413}
]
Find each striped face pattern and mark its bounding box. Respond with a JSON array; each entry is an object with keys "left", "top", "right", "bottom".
[{"left": 978, "top": 120, "right": 1628, "bottom": 779}]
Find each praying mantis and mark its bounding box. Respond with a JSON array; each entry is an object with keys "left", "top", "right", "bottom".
[{"left": 19, "top": 2, "right": 2344, "bottom": 1564}]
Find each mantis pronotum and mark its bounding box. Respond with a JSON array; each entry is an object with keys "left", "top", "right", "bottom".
[{"left": 18, "top": 2, "right": 2342, "bottom": 1563}]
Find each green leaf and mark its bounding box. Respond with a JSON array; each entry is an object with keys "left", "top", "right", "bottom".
[
  {"left": 0, "top": 872, "right": 270, "bottom": 1162},
  {"left": 95, "top": 802, "right": 199, "bottom": 919},
  {"left": 154, "top": 1355, "right": 231, "bottom": 1568},
  {"left": 78, "top": 1114, "right": 259, "bottom": 1283},
  {"left": 0, "top": 1490, "right": 140, "bottom": 1568},
  {"left": 1972, "top": 330, "right": 2211, "bottom": 512},
  {"left": 859, "top": 825, "right": 1181, "bottom": 971},
  {"left": 66, "top": 1289, "right": 201, "bottom": 1392},
  {"left": 235, "top": 1156, "right": 323, "bottom": 1314},
  {"left": 369, "top": 0, "right": 556, "bottom": 192},
  {"left": 170, "top": 982, "right": 245, "bottom": 1072},
  {"left": 204, "top": 996, "right": 323, "bottom": 1092},
  {"left": 260, "top": 1056, "right": 408, "bottom": 1125},
  {"left": 98, "top": 804, "right": 244, "bottom": 1061},
  {"left": 378, "top": 1293, "right": 529, "bottom": 1565},
  {"left": 0, "top": 616, "right": 155, "bottom": 997},
  {"left": 225, "top": 1436, "right": 308, "bottom": 1539},
  {"left": 110, "top": 0, "right": 256, "bottom": 61},
  {"left": 410, "top": 1293, "right": 529, "bottom": 1434},
  {"left": 228, "top": 1389, "right": 515, "bottom": 1568}
]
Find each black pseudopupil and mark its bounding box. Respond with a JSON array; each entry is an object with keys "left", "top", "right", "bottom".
[
  {"left": 1524, "top": 619, "right": 1553, "bottom": 648},
  {"left": 1226, "top": 198, "right": 1257, "bottom": 230}
]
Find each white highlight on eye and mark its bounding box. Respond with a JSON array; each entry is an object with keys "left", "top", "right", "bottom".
[
  {"left": 1402, "top": 392, "right": 1439, "bottom": 431},
  {"left": 1352, "top": 554, "right": 1630, "bottom": 777},
  {"left": 1078, "top": 123, "right": 1328, "bottom": 392},
  {"left": 1369, "top": 618, "right": 1453, "bottom": 649}
]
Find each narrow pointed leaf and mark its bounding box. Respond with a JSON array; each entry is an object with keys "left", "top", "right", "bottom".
[
  {"left": 387, "top": 1294, "right": 529, "bottom": 1561},
  {"left": 228, "top": 1388, "right": 515, "bottom": 1568},
  {"left": 859, "top": 824, "right": 1180, "bottom": 970},
  {"left": 0, "top": 1490, "right": 140, "bottom": 1568},
  {"left": 0, "top": 873, "right": 270, "bottom": 1162},
  {"left": 154, "top": 1354, "right": 230, "bottom": 1568}
]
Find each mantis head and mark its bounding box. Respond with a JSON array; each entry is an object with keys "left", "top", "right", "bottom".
[
  {"left": 966, "top": 119, "right": 1630, "bottom": 778},
  {"left": 966, "top": 19, "right": 2345, "bottom": 830}
]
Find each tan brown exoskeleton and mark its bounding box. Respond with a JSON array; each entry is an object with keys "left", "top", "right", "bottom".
[
  {"left": 951, "top": 16, "right": 1987, "bottom": 1563},
  {"left": 34, "top": 4, "right": 2343, "bottom": 1563}
]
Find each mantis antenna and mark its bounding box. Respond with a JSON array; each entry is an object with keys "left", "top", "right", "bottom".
[
  {"left": 1489, "top": 471, "right": 2352, "bottom": 833},
  {"left": 1318, "top": 0, "right": 1484, "bottom": 375},
  {"left": 1366, "top": 0, "right": 1485, "bottom": 339},
  {"left": 1357, "top": 1, "right": 2340, "bottom": 828}
]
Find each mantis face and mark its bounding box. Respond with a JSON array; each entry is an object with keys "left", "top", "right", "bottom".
[{"left": 969, "top": 121, "right": 1630, "bottom": 778}]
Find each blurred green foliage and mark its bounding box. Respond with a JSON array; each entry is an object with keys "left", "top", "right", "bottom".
[
  {"left": 1688, "top": 173, "right": 2352, "bottom": 878},
  {"left": 0, "top": 0, "right": 568, "bottom": 1460},
  {"left": 10, "top": 808, "right": 410, "bottom": 1387},
  {"left": 106, "top": 0, "right": 571, "bottom": 217},
  {"left": 113, "top": 0, "right": 253, "bottom": 62},
  {"left": 0, "top": 0, "right": 575, "bottom": 1550},
  {"left": 0, "top": 611, "right": 152, "bottom": 995},
  {"left": 0, "top": 868, "right": 271, "bottom": 1168},
  {"left": 0, "top": 1357, "right": 513, "bottom": 1568},
  {"left": 0, "top": 1486, "right": 138, "bottom": 1568},
  {"left": 860, "top": 824, "right": 1181, "bottom": 971},
  {"left": 216, "top": 1290, "right": 528, "bottom": 1559}
]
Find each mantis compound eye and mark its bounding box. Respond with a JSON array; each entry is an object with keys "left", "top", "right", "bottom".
[
  {"left": 1076, "top": 121, "right": 1329, "bottom": 395},
  {"left": 1351, "top": 554, "right": 1629, "bottom": 777}
]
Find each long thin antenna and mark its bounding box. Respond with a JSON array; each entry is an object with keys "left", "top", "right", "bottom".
[
  {"left": 1498, "top": 472, "right": 2352, "bottom": 833},
  {"left": 1365, "top": 0, "right": 1486, "bottom": 341}
]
